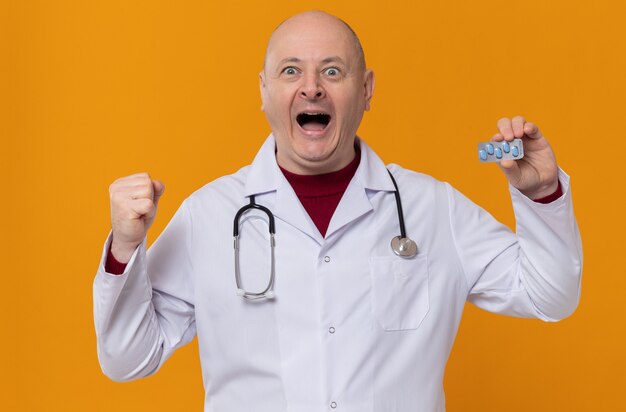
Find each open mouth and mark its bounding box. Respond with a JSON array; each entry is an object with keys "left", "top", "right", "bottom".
[{"left": 296, "top": 112, "right": 331, "bottom": 132}]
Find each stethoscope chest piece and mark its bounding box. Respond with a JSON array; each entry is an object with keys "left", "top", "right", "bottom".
[{"left": 391, "top": 235, "right": 418, "bottom": 258}]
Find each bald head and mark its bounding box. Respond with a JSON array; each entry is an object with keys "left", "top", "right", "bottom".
[
  {"left": 264, "top": 11, "right": 366, "bottom": 72},
  {"left": 259, "top": 10, "right": 375, "bottom": 175}
]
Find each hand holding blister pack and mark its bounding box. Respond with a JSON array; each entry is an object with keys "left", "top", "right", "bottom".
[{"left": 478, "top": 139, "right": 524, "bottom": 162}]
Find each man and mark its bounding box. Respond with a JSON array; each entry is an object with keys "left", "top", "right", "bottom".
[{"left": 94, "top": 11, "right": 582, "bottom": 412}]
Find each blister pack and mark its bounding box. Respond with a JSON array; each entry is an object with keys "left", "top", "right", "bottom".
[{"left": 478, "top": 139, "right": 524, "bottom": 162}]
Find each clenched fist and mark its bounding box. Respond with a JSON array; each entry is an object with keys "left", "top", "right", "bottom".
[{"left": 109, "top": 173, "right": 165, "bottom": 263}]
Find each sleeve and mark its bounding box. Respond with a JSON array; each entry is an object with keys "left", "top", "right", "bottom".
[
  {"left": 93, "top": 201, "right": 196, "bottom": 381},
  {"left": 448, "top": 169, "right": 583, "bottom": 321}
]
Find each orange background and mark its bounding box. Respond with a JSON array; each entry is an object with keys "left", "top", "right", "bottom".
[{"left": 1, "top": 0, "right": 624, "bottom": 410}]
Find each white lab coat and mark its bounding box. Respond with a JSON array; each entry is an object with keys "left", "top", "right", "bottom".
[{"left": 93, "top": 135, "right": 582, "bottom": 412}]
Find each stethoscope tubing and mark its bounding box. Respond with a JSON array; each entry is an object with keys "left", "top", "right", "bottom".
[
  {"left": 233, "top": 195, "right": 275, "bottom": 236},
  {"left": 233, "top": 169, "right": 417, "bottom": 299},
  {"left": 387, "top": 170, "right": 407, "bottom": 239}
]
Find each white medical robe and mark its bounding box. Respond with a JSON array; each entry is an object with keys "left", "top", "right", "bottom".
[{"left": 94, "top": 135, "right": 582, "bottom": 412}]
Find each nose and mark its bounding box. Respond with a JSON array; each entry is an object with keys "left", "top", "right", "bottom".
[{"left": 299, "top": 74, "right": 325, "bottom": 100}]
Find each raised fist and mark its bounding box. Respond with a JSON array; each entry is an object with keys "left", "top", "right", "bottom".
[{"left": 109, "top": 173, "right": 165, "bottom": 263}]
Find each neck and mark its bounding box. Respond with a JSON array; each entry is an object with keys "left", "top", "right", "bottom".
[{"left": 276, "top": 141, "right": 359, "bottom": 175}]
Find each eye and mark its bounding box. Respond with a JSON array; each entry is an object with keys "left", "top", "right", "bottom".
[
  {"left": 281, "top": 66, "right": 298, "bottom": 75},
  {"left": 323, "top": 67, "right": 340, "bottom": 76}
]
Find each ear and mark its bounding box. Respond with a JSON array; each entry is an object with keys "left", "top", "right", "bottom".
[
  {"left": 259, "top": 71, "right": 267, "bottom": 112},
  {"left": 364, "top": 69, "right": 375, "bottom": 111}
]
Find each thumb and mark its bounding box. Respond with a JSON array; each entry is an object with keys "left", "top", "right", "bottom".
[
  {"left": 498, "top": 159, "right": 521, "bottom": 184},
  {"left": 152, "top": 180, "right": 165, "bottom": 206}
]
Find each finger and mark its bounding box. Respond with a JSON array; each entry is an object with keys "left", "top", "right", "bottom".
[
  {"left": 511, "top": 115, "right": 526, "bottom": 138},
  {"left": 491, "top": 133, "right": 504, "bottom": 142},
  {"left": 111, "top": 172, "right": 151, "bottom": 185},
  {"left": 136, "top": 184, "right": 154, "bottom": 200},
  {"left": 110, "top": 174, "right": 152, "bottom": 194},
  {"left": 499, "top": 159, "right": 517, "bottom": 170},
  {"left": 497, "top": 117, "right": 514, "bottom": 141},
  {"left": 122, "top": 172, "right": 151, "bottom": 180},
  {"left": 116, "top": 184, "right": 154, "bottom": 200},
  {"left": 523, "top": 121, "right": 544, "bottom": 140},
  {"left": 152, "top": 180, "right": 165, "bottom": 206},
  {"left": 130, "top": 198, "right": 155, "bottom": 217},
  {"left": 497, "top": 159, "right": 521, "bottom": 186}
]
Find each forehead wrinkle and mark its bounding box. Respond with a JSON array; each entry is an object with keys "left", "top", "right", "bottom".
[
  {"left": 277, "top": 56, "right": 347, "bottom": 66},
  {"left": 321, "top": 56, "right": 346, "bottom": 64},
  {"left": 263, "top": 11, "right": 366, "bottom": 72},
  {"left": 279, "top": 57, "right": 302, "bottom": 64}
]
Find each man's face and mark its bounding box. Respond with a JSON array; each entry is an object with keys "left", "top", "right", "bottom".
[{"left": 260, "top": 12, "right": 374, "bottom": 174}]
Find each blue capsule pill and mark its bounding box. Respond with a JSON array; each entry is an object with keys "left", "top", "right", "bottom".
[
  {"left": 502, "top": 141, "right": 510, "bottom": 153},
  {"left": 512, "top": 146, "right": 519, "bottom": 157},
  {"left": 495, "top": 148, "right": 503, "bottom": 159},
  {"left": 486, "top": 144, "right": 494, "bottom": 155},
  {"left": 479, "top": 150, "right": 487, "bottom": 161}
]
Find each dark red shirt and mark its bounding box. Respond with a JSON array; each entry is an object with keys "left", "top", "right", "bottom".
[{"left": 278, "top": 151, "right": 361, "bottom": 237}]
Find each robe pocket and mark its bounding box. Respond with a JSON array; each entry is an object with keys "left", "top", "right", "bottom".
[{"left": 370, "top": 254, "right": 430, "bottom": 331}]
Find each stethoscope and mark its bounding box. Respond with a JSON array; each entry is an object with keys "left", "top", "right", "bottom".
[{"left": 233, "top": 169, "right": 418, "bottom": 300}]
